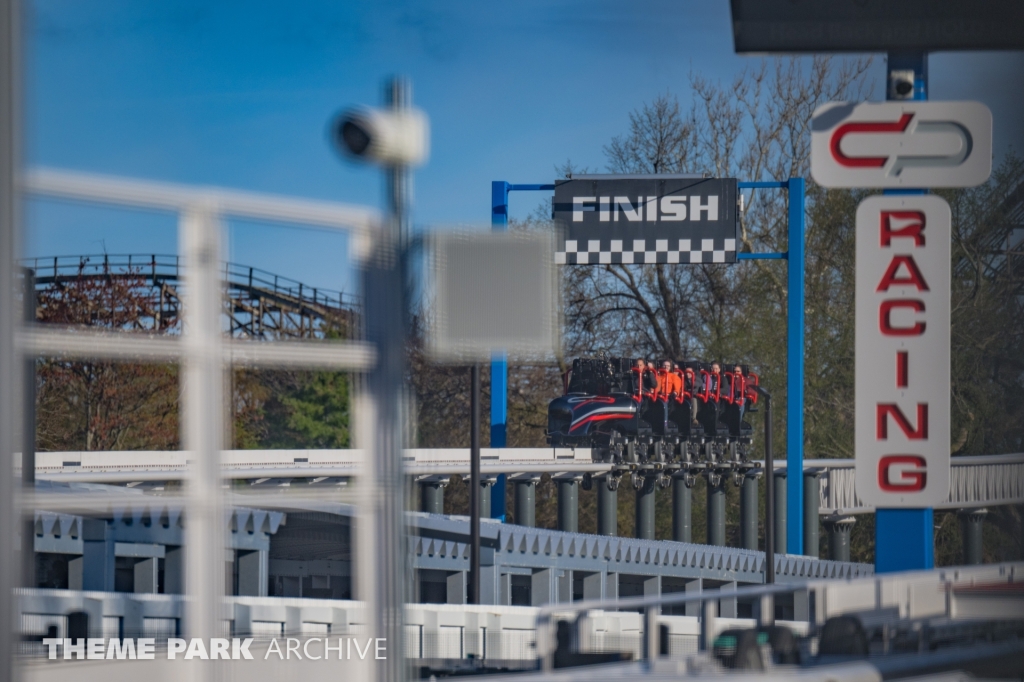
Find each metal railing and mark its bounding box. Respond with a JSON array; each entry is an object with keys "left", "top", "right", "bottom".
[
  {"left": 14, "top": 168, "right": 385, "bottom": 682},
  {"left": 532, "top": 561, "right": 1024, "bottom": 672},
  {"left": 23, "top": 253, "right": 360, "bottom": 313}
]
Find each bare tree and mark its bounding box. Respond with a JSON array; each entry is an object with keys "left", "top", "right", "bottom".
[
  {"left": 605, "top": 94, "right": 695, "bottom": 175},
  {"left": 567, "top": 57, "right": 872, "bottom": 363}
]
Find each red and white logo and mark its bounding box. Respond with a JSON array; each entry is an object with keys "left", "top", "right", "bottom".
[
  {"left": 812, "top": 101, "right": 991, "bottom": 189},
  {"left": 855, "top": 196, "right": 950, "bottom": 507}
]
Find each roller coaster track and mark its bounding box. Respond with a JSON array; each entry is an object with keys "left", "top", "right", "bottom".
[
  {"left": 19, "top": 448, "right": 1024, "bottom": 516},
  {"left": 21, "top": 253, "right": 359, "bottom": 340}
]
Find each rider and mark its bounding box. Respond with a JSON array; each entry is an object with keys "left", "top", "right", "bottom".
[
  {"left": 681, "top": 362, "right": 702, "bottom": 427},
  {"left": 727, "top": 364, "right": 747, "bottom": 422},
  {"left": 708, "top": 362, "right": 723, "bottom": 397},
  {"left": 631, "top": 358, "right": 658, "bottom": 402},
  {"left": 657, "top": 359, "right": 682, "bottom": 401}
]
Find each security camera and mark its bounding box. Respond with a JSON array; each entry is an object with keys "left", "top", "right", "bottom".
[
  {"left": 331, "top": 106, "right": 429, "bottom": 167},
  {"left": 888, "top": 69, "right": 915, "bottom": 100}
]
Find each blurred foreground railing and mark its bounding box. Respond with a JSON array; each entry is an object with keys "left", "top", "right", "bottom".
[{"left": 16, "top": 168, "right": 386, "bottom": 682}]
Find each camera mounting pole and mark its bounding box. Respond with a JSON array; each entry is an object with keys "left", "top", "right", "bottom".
[{"left": 343, "top": 76, "right": 424, "bottom": 682}]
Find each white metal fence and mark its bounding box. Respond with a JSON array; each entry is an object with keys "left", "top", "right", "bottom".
[{"left": 13, "top": 168, "right": 388, "bottom": 682}]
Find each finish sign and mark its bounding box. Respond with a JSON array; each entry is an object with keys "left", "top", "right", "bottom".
[
  {"left": 552, "top": 176, "right": 739, "bottom": 264},
  {"left": 810, "top": 101, "right": 992, "bottom": 189},
  {"left": 854, "top": 195, "right": 950, "bottom": 508}
]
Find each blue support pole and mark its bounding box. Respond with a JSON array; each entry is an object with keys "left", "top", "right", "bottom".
[
  {"left": 875, "top": 508, "right": 934, "bottom": 572},
  {"left": 738, "top": 180, "right": 801, "bottom": 551},
  {"left": 875, "top": 51, "right": 934, "bottom": 573},
  {"left": 490, "top": 181, "right": 510, "bottom": 521},
  {"left": 786, "top": 176, "right": 806, "bottom": 555}
]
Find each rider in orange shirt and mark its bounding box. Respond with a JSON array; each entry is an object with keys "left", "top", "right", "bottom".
[{"left": 656, "top": 360, "right": 681, "bottom": 400}]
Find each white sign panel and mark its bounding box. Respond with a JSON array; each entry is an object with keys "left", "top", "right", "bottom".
[
  {"left": 855, "top": 195, "right": 950, "bottom": 508},
  {"left": 427, "top": 230, "right": 559, "bottom": 363},
  {"left": 811, "top": 101, "right": 992, "bottom": 188}
]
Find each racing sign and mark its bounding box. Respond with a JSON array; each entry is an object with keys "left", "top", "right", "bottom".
[
  {"left": 855, "top": 195, "right": 950, "bottom": 508},
  {"left": 552, "top": 176, "right": 738, "bottom": 264},
  {"left": 811, "top": 101, "right": 992, "bottom": 188}
]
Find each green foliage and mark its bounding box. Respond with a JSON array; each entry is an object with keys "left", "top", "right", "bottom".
[
  {"left": 279, "top": 371, "right": 351, "bottom": 448},
  {"left": 233, "top": 369, "right": 351, "bottom": 449}
]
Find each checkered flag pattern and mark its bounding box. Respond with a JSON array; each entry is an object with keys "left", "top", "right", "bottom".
[{"left": 556, "top": 238, "right": 737, "bottom": 265}]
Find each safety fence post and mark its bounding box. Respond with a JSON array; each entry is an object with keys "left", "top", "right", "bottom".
[
  {"left": 707, "top": 477, "right": 727, "bottom": 547},
  {"left": 420, "top": 480, "right": 445, "bottom": 514},
  {"left": 597, "top": 477, "right": 618, "bottom": 536},
  {"left": 635, "top": 476, "right": 656, "bottom": 540},
  {"left": 824, "top": 516, "right": 856, "bottom": 563},
  {"left": 740, "top": 471, "right": 760, "bottom": 551},
  {"left": 556, "top": 477, "right": 579, "bottom": 533},
  {"left": 803, "top": 469, "right": 821, "bottom": 558},
  {"left": 774, "top": 470, "right": 788, "bottom": 554},
  {"left": 514, "top": 478, "right": 537, "bottom": 527},
  {"left": 959, "top": 508, "right": 987, "bottom": 565},
  {"left": 672, "top": 476, "right": 692, "bottom": 543}
]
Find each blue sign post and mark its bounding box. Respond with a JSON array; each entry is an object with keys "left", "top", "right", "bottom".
[
  {"left": 737, "top": 178, "right": 805, "bottom": 555},
  {"left": 490, "top": 181, "right": 555, "bottom": 522},
  {"left": 490, "top": 178, "right": 806, "bottom": 556},
  {"left": 875, "top": 51, "right": 935, "bottom": 573}
]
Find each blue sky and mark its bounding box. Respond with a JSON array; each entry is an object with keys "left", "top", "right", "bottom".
[{"left": 21, "top": 1, "right": 1024, "bottom": 294}]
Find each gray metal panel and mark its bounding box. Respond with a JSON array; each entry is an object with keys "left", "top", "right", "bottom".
[{"left": 730, "top": 0, "right": 1024, "bottom": 52}]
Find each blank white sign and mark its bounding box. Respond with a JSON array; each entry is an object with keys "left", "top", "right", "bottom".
[{"left": 427, "top": 230, "right": 559, "bottom": 362}]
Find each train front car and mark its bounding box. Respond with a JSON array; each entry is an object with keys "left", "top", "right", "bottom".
[
  {"left": 547, "top": 358, "right": 642, "bottom": 460},
  {"left": 548, "top": 357, "right": 763, "bottom": 486}
]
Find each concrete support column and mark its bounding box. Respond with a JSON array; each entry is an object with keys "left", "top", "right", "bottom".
[
  {"left": 604, "top": 572, "right": 618, "bottom": 600},
  {"left": 706, "top": 475, "right": 726, "bottom": 547},
  {"left": 740, "top": 471, "right": 760, "bottom": 551},
  {"left": 557, "top": 570, "right": 572, "bottom": 604},
  {"left": 672, "top": 476, "right": 692, "bottom": 543},
  {"left": 823, "top": 516, "right": 856, "bottom": 563},
  {"left": 803, "top": 470, "right": 821, "bottom": 558},
  {"left": 446, "top": 571, "right": 467, "bottom": 604},
  {"left": 479, "top": 479, "right": 492, "bottom": 518},
  {"left": 164, "top": 546, "right": 184, "bottom": 594},
  {"left": 514, "top": 479, "right": 536, "bottom": 527},
  {"left": 81, "top": 519, "right": 115, "bottom": 592},
  {"left": 958, "top": 508, "right": 987, "bottom": 566},
  {"left": 237, "top": 549, "right": 269, "bottom": 597},
  {"left": 597, "top": 477, "right": 618, "bottom": 537},
  {"left": 420, "top": 479, "right": 445, "bottom": 515},
  {"left": 498, "top": 573, "right": 511, "bottom": 605},
  {"left": 774, "top": 471, "right": 787, "bottom": 555},
  {"left": 479, "top": 563, "right": 497, "bottom": 606},
  {"left": 635, "top": 475, "right": 656, "bottom": 540},
  {"left": 134, "top": 558, "right": 159, "bottom": 594},
  {"left": 718, "top": 581, "right": 738, "bottom": 618},
  {"left": 684, "top": 578, "right": 702, "bottom": 617},
  {"left": 531, "top": 568, "right": 556, "bottom": 606},
  {"left": 582, "top": 572, "right": 603, "bottom": 600},
  {"left": 556, "top": 478, "right": 578, "bottom": 533}
]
